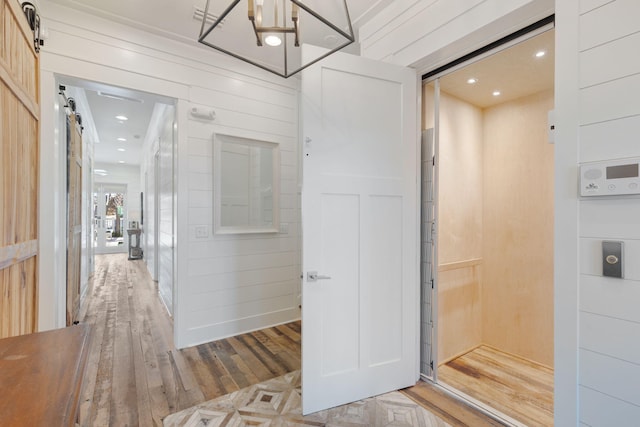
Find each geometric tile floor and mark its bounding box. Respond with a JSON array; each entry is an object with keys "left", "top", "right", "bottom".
[{"left": 163, "top": 370, "right": 451, "bottom": 427}]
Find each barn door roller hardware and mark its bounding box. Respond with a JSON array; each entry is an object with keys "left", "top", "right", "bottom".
[
  {"left": 58, "top": 85, "right": 84, "bottom": 132},
  {"left": 21, "top": 2, "right": 44, "bottom": 52}
]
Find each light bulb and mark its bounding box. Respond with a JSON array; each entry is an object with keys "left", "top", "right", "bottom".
[{"left": 265, "top": 35, "right": 282, "bottom": 46}]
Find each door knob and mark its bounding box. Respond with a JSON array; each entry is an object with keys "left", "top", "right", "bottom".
[{"left": 307, "top": 271, "right": 331, "bottom": 282}]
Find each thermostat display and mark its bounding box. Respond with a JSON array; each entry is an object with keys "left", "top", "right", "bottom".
[
  {"left": 580, "top": 157, "right": 640, "bottom": 197},
  {"left": 606, "top": 163, "right": 638, "bottom": 180}
]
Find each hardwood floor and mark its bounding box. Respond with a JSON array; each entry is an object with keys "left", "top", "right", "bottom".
[
  {"left": 79, "top": 254, "right": 505, "bottom": 426},
  {"left": 437, "top": 346, "right": 554, "bottom": 427}
]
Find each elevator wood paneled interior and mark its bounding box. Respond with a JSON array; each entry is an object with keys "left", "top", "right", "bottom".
[
  {"left": 422, "top": 45, "right": 555, "bottom": 422},
  {"left": 423, "top": 49, "right": 555, "bottom": 370},
  {"left": 0, "top": 0, "right": 40, "bottom": 338}
]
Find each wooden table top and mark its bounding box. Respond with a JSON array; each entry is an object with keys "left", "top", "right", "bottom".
[{"left": 0, "top": 324, "right": 92, "bottom": 426}]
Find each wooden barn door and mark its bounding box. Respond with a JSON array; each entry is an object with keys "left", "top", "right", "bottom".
[
  {"left": 66, "top": 114, "right": 82, "bottom": 325},
  {"left": 0, "top": 0, "right": 40, "bottom": 337}
]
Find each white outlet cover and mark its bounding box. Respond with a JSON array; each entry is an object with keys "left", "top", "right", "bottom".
[{"left": 195, "top": 226, "right": 208, "bottom": 238}]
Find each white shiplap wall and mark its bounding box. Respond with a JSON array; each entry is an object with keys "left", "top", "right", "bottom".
[
  {"left": 183, "top": 82, "right": 300, "bottom": 345},
  {"left": 577, "top": 0, "right": 640, "bottom": 425},
  {"left": 38, "top": 2, "right": 301, "bottom": 347}
]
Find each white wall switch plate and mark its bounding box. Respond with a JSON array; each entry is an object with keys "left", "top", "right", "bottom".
[{"left": 195, "top": 226, "right": 208, "bottom": 238}]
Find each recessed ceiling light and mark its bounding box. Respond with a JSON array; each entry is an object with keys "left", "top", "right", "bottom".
[
  {"left": 115, "top": 115, "right": 128, "bottom": 121},
  {"left": 535, "top": 50, "right": 546, "bottom": 58},
  {"left": 117, "top": 137, "right": 127, "bottom": 142},
  {"left": 94, "top": 169, "right": 108, "bottom": 176},
  {"left": 467, "top": 78, "right": 478, "bottom": 84},
  {"left": 493, "top": 91, "right": 501, "bottom": 97},
  {"left": 117, "top": 148, "right": 126, "bottom": 152},
  {"left": 118, "top": 160, "right": 125, "bottom": 164}
]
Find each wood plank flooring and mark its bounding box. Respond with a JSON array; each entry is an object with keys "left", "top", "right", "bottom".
[
  {"left": 437, "top": 346, "right": 554, "bottom": 427},
  {"left": 80, "top": 254, "right": 506, "bottom": 426}
]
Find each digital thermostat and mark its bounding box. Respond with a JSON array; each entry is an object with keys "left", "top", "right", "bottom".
[{"left": 580, "top": 157, "right": 640, "bottom": 197}]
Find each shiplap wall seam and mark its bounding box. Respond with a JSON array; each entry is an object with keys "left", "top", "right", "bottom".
[
  {"left": 579, "top": 114, "right": 640, "bottom": 128},
  {"left": 580, "top": 309, "right": 640, "bottom": 325},
  {"left": 580, "top": 72, "right": 640, "bottom": 91},
  {"left": 579, "top": 0, "right": 616, "bottom": 15},
  {"left": 579, "top": 0, "right": 640, "bottom": 51},
  {"left": 578, "top": 30, "right": 640, "bottom": 53},
  {"left": 580, "top": 31, "right": 640, "bottom": 88},
  {"left": 580, "top": 385, "right": 640, "bottom": 426},
  {"left": 580, "top": 384, "right": 638, "bottom": 409}
]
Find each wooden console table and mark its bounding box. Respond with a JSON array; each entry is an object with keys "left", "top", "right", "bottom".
[{"left": 0, "top": 324, "right": 92, "bottom": 426}]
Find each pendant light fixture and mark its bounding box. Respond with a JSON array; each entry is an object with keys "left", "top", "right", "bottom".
[{"left": 198, "top": 0, "right": 355, "bottom": 78}]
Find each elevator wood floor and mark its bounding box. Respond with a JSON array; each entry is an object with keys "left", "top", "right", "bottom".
[
  {"left": 438, "top": 346, "right": 554, "bottom": 427},
  {"left": 79, "top": 254, "right": 505, "bottom": 426}
]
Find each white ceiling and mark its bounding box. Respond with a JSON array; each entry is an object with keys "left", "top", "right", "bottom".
[{"left": 83, "top": 88, "right": 156, "bottom": 167}]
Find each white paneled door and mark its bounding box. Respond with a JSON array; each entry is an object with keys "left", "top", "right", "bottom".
[{"left": 301, "top": 48, "right": 419, "bottom": 414}]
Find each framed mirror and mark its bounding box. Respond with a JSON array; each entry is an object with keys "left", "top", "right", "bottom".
[{"left": 214, "top": 134, "right": 280, "bottom": 234}]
